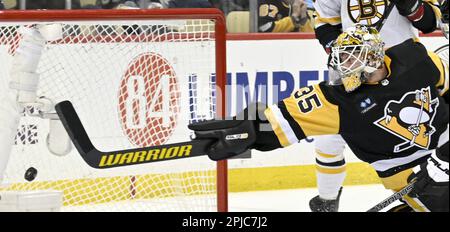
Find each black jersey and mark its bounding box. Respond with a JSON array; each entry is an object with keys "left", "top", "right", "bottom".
[{"left": 265, "top": 39, "right": 449, "bottom": 177}]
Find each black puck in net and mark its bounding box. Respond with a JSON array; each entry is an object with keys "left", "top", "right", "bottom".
[{"left": 24, "top": 167, "right": 38, "bottom": 182}]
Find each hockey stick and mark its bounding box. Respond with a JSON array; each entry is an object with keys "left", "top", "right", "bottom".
[
  {"left": 375, "top": 1, "right": 395, "bottom": 32},
  {"left": 55, "top": 100, "right": 214, "bottom": 169},
  {"left": 366, "top": 180, "right": 416, "bottom": 212},
  {"left": 394, "top": 93, "right": 425, "bottom": 152}
]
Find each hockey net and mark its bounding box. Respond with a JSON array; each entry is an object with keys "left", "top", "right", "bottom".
[{"left": 0, "top": 9, "right": 227, "bottom": 212}]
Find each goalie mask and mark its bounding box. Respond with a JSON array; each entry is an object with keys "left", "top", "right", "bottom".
[{"left": 330, "top": 24, "right": 385, "bottom": 92}]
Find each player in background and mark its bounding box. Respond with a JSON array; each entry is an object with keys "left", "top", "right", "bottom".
[
  {"left": 189, "top": 25, "right": 449, "bottom": 212},
  {"left": 258, "top": 0, "right": 314, "bottom": 32},
  {"left": 0, "top": 1, "right": 4, "bottom": 10},
  {"left": 309, "top": 0, "right": 442, "bottom": 212},
  {"left": 314, "top": 0, "right": 441, "bottom": 50},
  {"left": 440, "top": 0, "right": 449, "bottom": 38}
]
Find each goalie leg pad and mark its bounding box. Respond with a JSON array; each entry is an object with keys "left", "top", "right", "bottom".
[
  {"left": 0, "top": 94, "right": 20, "bottom": 183},
  {"left": 12, "top": 27, "right": 46, "bottom": 73},
  {"left": 9, "top": 27, "right": 46, "bottom": 104},
  {"left": 406, "top": 142, "right": 449, "bottom": 212},
  {"left": 9, "top": 72, "right": 40, "bottom": 104},
  {"left": 9, "top": 72, "right": 39, "bottom": 92}
]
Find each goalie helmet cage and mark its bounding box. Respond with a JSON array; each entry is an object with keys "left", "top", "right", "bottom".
[{"left": 0, "top": 8, "right": 228, "bottom": 212}]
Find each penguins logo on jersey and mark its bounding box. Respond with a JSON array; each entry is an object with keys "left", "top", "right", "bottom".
[
  {"left": 347, "top": 0, "right": 388, "bottom": 26},
  {"left": 374, "top": 87, "right": 439, "bottom": 153}
]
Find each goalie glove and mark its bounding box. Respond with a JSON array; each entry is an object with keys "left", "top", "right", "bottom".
[
  {"left": 188, "top": 107, "right": 257, "bottom": 161},
  {"left": 188, "top": 102, "right": 282, "bottom": 161},
  {"left": 188, "top": 119, "right": 255, "bottom": 161},
  {"left": 407, "top": 143, "right": 449, "bottom": 212},
  {"left": 390, "top": 0, "right": 425, "bottom": 21}
]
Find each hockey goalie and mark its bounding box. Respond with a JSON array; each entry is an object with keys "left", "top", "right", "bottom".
[
  {"left": 0, "top": 24, "right": 70, "bottom": 186},
  {"left": 189, "top": 25, "right": 449, "bottom": 212}
]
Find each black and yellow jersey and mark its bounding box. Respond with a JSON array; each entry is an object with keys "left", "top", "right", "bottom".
[
  {"left": 258, "top": 0, "right": 313, "bottom": 32},
  {"left": 265, "top": 39, "right": 449, "bottom": 178}
]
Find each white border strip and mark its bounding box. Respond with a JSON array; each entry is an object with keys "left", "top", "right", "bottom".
[{"left": 269, "top": 105, "right": 299, "bottom": 146}]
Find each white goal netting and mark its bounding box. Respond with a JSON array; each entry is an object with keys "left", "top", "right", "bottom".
[{"left": 0, "top": 9, "right": 226, "bottom": 212}]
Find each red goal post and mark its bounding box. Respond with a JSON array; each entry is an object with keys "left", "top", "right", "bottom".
[{"left": 0, "top": 8, "right": 228, "bottom": 212}]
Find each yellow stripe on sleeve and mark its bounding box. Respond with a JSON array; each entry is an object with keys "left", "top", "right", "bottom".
[
  {"left": 314, "top": 11, "right": 341, "bottom": 27},
  {"left": 283, "top": 85, "right": 340, "bottom": 137}
]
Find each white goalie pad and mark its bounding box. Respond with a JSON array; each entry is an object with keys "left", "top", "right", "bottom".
[
  {"left": 9, "top": 27, "right": 46, "bottom": 104},
  {"left": 0, "top": 88, "right": 20, "bottom": 183},
  {"left": 0, "top": 191, "right": 63, "bottom": 212}
]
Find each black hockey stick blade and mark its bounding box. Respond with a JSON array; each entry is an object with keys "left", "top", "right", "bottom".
[
  {"left": 55, "top": 100, "right": 214, "bottom": 169},
  {"left": 375, "top": 2, "right": 395, "bottom": 32}
]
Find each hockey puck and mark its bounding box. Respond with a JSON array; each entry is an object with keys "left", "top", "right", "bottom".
[{"left": 24, "top": 167, "right": 38, "bottom": 182}]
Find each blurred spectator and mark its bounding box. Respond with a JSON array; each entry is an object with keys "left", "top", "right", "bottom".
[
  {"left": 0, "top": 1, "right": 4, "bottom": 10},
  {"left": 96, "top": 0, "right": 162, "bottom": 9},
  {"left": 258, "top": 0, "right": 314, "bottom": 33},
  {"left": 304, "top": 0, "right": 316, "bottom": 31},
  {"left": 96, "top": 0, "right": 138, "bottom": 9},
  {"left": 305, "top": 0, "right": 314, "bottom": 9},
  {"left": 210, "top": 0, "right": 249, "bottom": 12},
  {"left": 95, "top": 0, "right": 169, "bottom": 35},
  {"left": 147, "top": 1, "right": 164, "bottom": 9},
  {"left": 26, "top": 0, "right": 82, "bottom": 9},
  {"left": 167, "top": 0, "right": 212, "bottom": 8},
  {"left": 233, "top": 0, "right": 249, "bottom": 9},
  {"left": 82, "top": 4, "right": 102, "bottom": 9}
]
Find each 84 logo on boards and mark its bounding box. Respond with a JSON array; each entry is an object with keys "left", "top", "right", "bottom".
[
  {"left": 118, "top": 52, "right": 180, "bottom": 147},
  {"left": 374, "top": 87, "right": 439, "bottom": 153}
]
